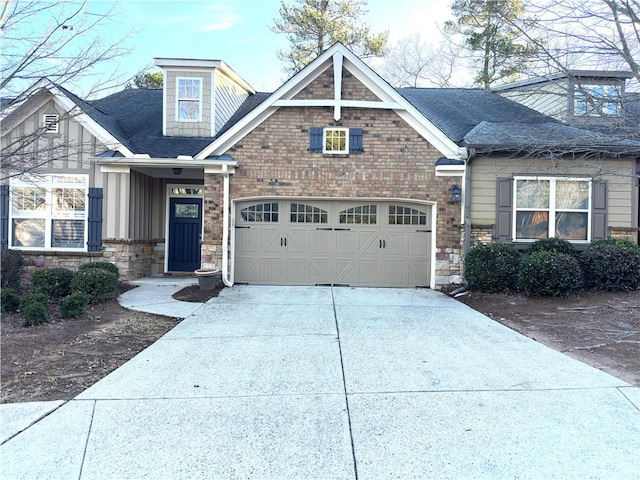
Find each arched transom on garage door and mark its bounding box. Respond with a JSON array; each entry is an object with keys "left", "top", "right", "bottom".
[{"left": 233, "top": 199, "right": 434, "bottom": 287}]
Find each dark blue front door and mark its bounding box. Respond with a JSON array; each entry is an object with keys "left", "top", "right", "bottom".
[{"left": 168, "top": 198, "right": 202, "bottom": 272}]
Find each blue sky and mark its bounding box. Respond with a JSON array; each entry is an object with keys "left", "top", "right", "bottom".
[{"left": 82, "top": 0, "right": 453, "bottom": 95}]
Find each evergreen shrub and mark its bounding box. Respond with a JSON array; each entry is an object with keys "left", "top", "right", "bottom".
[
  {"left": 465, "top": 243, "right": 521, "bottom": 293},
  {"left": 31, "top": 268, "right": 75, "bottom": 298},
  {"left": 59, "top": 292, "right": 89, "bottom": 318},
  {"left": 1, "top": 249, "right": 24, "bottom": 290},
  {"left": 579, "top": 239, "right": 640, "bottom": 291},
  {"left": 72, "top": 269, "right": 119, "bottom": 304},
  {"left": 518, "top": 251, "right": 582, "bottom": 297}
]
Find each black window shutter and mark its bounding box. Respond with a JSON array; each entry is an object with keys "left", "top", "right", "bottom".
[
  {"left": 309, "top": 127, "right": 323, "bottom": 153},
  {"left": 0, "top": 185, "right": 9, "bottom": 250},
  {"left": 495, "top": 178, "right": 513, "bottom": 242},
  {"left": 591, "top": 180, "right": 608, "bottom": 241},
  {"left": 349, "top": 128, "right": 364, "bottom": 153},
  {"left": 87, "top": 187, "right": 103, "bottom": 252}
]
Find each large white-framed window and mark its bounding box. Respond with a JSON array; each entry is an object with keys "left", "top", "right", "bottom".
[
  {"left": 176, "top": 77, "right": 202, "bottom": 121},
  {"left": 323, "top": 128, "right": 349, "bottom": 154},
  {"left": 514, "top": 177, "right": 591, "bottom": 242},
  {"left": 10, "top": 174, "right": 89, "bottom": 250},
  {"left": 574, "top": 85, "right": 621, "bottom": 117}
]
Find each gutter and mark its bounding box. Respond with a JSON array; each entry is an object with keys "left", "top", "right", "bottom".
[{"left": 221, "top": 164, "right": 234, "bottom": 287}]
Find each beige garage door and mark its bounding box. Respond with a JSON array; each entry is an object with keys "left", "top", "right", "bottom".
[{"left": 234, "top": 200, "right": 432, "bottom": 287}]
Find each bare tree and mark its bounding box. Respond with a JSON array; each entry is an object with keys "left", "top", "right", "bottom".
[
  {"left": 1, "top": 0, "right": 132, "bottom": 180},
  {"left": 1, "top": 0, "right": 131, "bottom": 101},
  {"left": 521, "top": 0, "right": 640, "bottom": 82},
  {"left": 378, "top": 32, "right": 466, "bottom": 88}
]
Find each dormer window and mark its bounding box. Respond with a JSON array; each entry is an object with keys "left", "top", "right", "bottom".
[
  {"left": 177, "top": 77, "right": 202, "bottom": 121},
  {"left": 43, "top": 114, "right": 59, "bottom": 133},
  {"left": 574, "top": 85, "right": 621, "bottom": 117}
]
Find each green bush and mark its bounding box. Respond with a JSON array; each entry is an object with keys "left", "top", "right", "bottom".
[
  {"left": 1, "top": 288, "right": 20, "bottom": 313},
  {"left": 19, "top": 293, "right": 49, "bottom": 327},
  {"left": 22, "top": 303, "right": 49, "bottom": 326},
  {"left": 72, "top": 269, "right": 119, "bottom": 304},
  {"left": 465, "top": 243, "right": 521, "bottom": 293},
  {"left": 528, "top": 237, "right": 577, "bottom": 256},
  {"left": 59, "top": 292, "right": 89, "bottom": 318},
  {"left": 579, "top": 239, "right": 640, "bottom": 291},
  {"left": 78, "top": 261, "right": 119, "bottom": 276},
  {"left": 20, "top": 293, "right": 48, "bottom": 309},
  {"left": 1, "top": 249, "right": 24, "bottom": 291},
  {"left": 31, "top": 268, "right": 75, "bottom": 298},
  {"left": 518, "top": 251, "right": 582, "bottom": 297}
]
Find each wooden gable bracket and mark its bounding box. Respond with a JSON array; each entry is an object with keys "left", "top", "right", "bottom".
[{"left": 333, "top": 52, "right": 343, "bottom": 121}]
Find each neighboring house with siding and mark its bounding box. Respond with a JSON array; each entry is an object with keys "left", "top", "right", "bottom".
[{"left": 1, "top": 43, "right": 638, "bottom": 289}]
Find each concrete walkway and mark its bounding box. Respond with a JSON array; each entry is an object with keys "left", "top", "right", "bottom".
[{"left": 1, "top": 285, "right": 639, "bottom": 479}]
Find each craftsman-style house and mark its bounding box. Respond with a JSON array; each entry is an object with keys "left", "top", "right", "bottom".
[{"left": 2, "top": 43, "right": 638, "bottom": 288}]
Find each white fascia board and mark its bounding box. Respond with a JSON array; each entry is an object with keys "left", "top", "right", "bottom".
[
  {"left": 96, "top": 156, "right": 237, "bottom": 168},
  {"left": 155, "top": 58, "right": 255, "bottom": 94},
  {"left": 155, "top": 58, "right": 223, "bottom": 69},
  {"left": 338, "top": 53, "right": 466, "bottom": 160},
  {"left": 98, "top": 157, "right": 237, "bottom": 175},
  {"left": 196, "top": 46, "right": 345, "bottom": 158},
  {"left": 0, "top": 78, "right": 52, "bottom": 121},
  {"left": 217, "top": 61, "right": 256, "bottom": 94},
  {"left": 435, "top": 165, "right": 465, "bottom": 177},
  {"left": 49, "top": 92, "right": 134, "bottom": 157},
  {"left": 196, "top": 43, "right": 465, "bottom": 160},
  {"left": 272, "top": 99, "right": 400, "bottom": 108},
  {"left": 2, "top": 79, "right": 134, "bottom": 157},
  {"left": 199, "top": 106, "right": 280, "bottom": 158}
]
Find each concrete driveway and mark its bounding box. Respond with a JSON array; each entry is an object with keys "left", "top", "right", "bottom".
[{"left": 2, "top": 286, "right": 639, "bottom": 479}]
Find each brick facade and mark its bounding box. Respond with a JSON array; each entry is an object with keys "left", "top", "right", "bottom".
[{"left": 201, "top": 66, "right": 465, "bottom": 288}]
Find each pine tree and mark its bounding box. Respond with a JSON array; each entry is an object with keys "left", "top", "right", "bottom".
[
  {"left": 445, "top": 0, "right": 539, "bottom": 89},
  {"left": 271, "top": 0, "right": 388, "bottom": 74}
]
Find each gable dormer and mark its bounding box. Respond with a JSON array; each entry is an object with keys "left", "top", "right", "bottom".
[
  {"left": 493, "top": 70, "right": 634, "bottom": 125},
  {"left": 154, "top": 58, "right": 255, "bottom": 138}
]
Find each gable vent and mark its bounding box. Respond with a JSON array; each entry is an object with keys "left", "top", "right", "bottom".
[{"left": 44, "top": 114, "right": 59, "bottom": 133}]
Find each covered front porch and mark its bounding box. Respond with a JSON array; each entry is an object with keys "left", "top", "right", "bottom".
[{"left": 96, "top": 156, "right": 236, "bottom": 280}]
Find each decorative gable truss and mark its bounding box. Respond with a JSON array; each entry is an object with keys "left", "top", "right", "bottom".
[
  {"left": 1, "top": 78, "right": 134, "bottom": 158},
  {"left": 196, "top": 43, "right": 467, "bottom": 161}
]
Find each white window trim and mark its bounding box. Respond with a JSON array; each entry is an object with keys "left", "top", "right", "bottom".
[
  {"left": 512, "top": 176, "right": 592, "bottom": 243},
  {"left": 323, "top": 127, "right": 349, "bottom": 154},
  {"left": 176, "top": 77, "right": 203, "bottom": 122},
  {"left": 43, "top": 113, "right": 59, "bottom": 133},
  {"left": 9, "top": 174, "right": 89, "bottom": 251},
  {"left": 574, "top": 84, "right": 621, "bottom": 117}
]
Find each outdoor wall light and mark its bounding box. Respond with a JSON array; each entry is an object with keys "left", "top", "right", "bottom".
[
  {"left": 173, "top": 168, "right": 183, "bottom": 175},
  {"left": 450, "top": 184, "right": 462, "bottom": 204}
]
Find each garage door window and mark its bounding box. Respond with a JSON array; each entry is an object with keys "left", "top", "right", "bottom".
[
  {"left": 389, "top": 205, "right": 427, "bottom": 225},
  {"left": 240, "top": 203, "right": 279, "bottom": 222},
  {"left": 290, "top": 203, "right": 328, "bottom": 223},
  {"left": 339, "top": 205, "right": 377, "bottom": 224}
]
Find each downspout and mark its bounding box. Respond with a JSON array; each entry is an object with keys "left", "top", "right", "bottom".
[
  {"left": 221, "top": 164, "right": 233, "bottom": 287},
  {"left": 449, "top": 150, "right": 475, "bottom": 297},
  {"left": 455, "top": 148, "right": 475, "bottom": 295},
  {"left": 463, "top": 148, "right": 475, "bottom": 258}
]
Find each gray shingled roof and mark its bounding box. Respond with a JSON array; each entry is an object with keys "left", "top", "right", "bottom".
[
  {"left": 20, "top": 81, "right": 637, "bottom": 157},
  {"left": 464, "top": 121, "right": 640, "bottom": 153},
  {"left": 397, "top": 88, "right": 556, "bottom": 143},
  {"left": 59, "top": 87, "right": 270, "bottom": 158}
]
